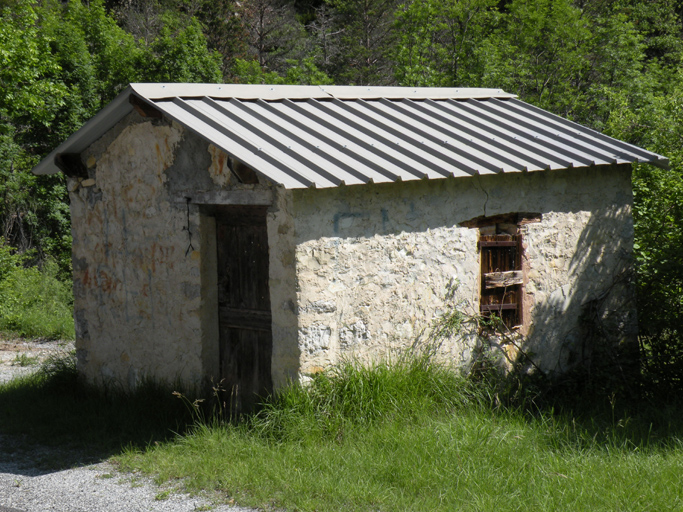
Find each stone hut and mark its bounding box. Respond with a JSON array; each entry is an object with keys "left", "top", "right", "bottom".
[{"left": 33, "top": 84, "right": 667, "bottom": 403}]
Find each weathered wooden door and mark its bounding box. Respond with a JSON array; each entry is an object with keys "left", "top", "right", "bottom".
[{"left": 215, "top": 206, "right": 272, "bottom": 415}]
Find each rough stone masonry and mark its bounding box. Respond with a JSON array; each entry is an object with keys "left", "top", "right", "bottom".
[{"left": 68, "top": 110, "right": 636, "bottom": 390}]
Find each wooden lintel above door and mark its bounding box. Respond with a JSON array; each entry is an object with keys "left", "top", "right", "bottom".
[{"left": 173, "top": 189, "right": 273, "bottom": 206}]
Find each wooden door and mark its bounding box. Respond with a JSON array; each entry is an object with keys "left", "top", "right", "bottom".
[{"left": 216, "top": 206, "right": 272, "bottom": 415}]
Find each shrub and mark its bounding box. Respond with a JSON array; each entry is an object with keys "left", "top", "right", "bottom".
[{"left": 0, "top": 243, "right": 74, "bottom": 340}]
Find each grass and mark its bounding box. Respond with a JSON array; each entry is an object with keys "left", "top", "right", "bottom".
[
  {"left": 2, "top": 349, "right": 683, "bottom": 510},
  {"left": 118, "top": 350, "right": 683, "bottom": 511},
  {"left": 125, "top": 414, "right": 683, "bottom": 511}
]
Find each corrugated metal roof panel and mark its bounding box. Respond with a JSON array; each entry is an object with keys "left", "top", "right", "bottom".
[{"left": 32, "top": 84, "right": 669, "bottom": 181}]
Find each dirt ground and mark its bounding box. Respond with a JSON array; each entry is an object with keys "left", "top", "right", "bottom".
[{"left": 0, "top": 338, "right": 74, "bottom": 384}]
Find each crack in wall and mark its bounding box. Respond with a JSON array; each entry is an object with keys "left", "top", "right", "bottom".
[{"left": 474, "top": 175, "right": 489, "bottom": 216}]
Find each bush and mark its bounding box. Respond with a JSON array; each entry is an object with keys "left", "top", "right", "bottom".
[{"left": 0, "top": 243, "right": 74, "bottom": 340}]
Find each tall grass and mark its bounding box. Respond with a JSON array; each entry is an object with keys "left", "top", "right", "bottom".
[
  {"left": 249, "top": 347, "right": 482, "bottom": 443},
  {"left": 116, "top": 347, "right": 683, "bottom": 511}
]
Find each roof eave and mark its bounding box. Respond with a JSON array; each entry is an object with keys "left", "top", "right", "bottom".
[
  {"left": 32, "top": 85, "right": 135, "bottom": 175},
  {"left": 651, "top": 157, "right": 670, "bottom": 170}
]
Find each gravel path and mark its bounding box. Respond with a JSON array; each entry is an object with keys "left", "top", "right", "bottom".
[
  {"left": 0, "top": 341, "right": 258, "bottom": 512},
  {"left": 0, "top": 455, "right": 255, "bottom": 512},
  {"left": 0, "top": 339, "right": 73, "bottom": 384}
]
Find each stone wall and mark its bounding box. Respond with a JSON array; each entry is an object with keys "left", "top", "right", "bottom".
[
  {"left": 292, "top": 164, "right": 635, "bottom": 377},
  {"left": 71, "top": 112, "right": 299, "bottom": 390},
  {"left": 71, "top": 114, "right": 210, "bottom": 387},
  {"left": 70, "top": 109, "right": 635, "bottom": 389}
]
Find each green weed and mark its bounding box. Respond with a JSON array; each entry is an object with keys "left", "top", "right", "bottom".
[
  {"left": 154, "top": 490, "right": 171, "bottom": 501},
  {"left": 11, "top": 353, "right": 38, "bottom": 367}
]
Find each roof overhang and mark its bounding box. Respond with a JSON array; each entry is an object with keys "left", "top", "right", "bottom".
[{"left": 33, "top": 83, "right": 670, "bottom": 183}]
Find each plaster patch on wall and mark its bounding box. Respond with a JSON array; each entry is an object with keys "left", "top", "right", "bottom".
[
  {"left": 207, "top": 144, "right": 233, "bottom": 187},
  {"left": 300, "top": 324, "right": 331, "bottom": 355},
  {"left": 340, "top": 320, "right": 369, "bottom": 349},
  {"left": 301, "top": 300, "right": 337, "bottom": 314}
]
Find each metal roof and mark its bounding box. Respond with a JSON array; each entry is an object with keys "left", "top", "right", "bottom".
[{"left": 33, "top": 83, "right": 668, "bottom": 186}]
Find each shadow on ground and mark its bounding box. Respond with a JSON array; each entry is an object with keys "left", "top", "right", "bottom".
[{"left": 0, "top": 357, "right": 196, "bottom": 476}]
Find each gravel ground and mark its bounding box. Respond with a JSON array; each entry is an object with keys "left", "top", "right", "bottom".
[
  {"left": 0, "top": 339, "right": 73, "bottom": 384},
  {"left": 0, "top": 341, "right": 258, "bottom": 512}
]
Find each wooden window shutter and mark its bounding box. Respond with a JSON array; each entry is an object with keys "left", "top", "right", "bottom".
[{"left": 480, "top": 232, "right": 523, "bottom": 328}]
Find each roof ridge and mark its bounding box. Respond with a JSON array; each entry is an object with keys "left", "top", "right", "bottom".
[{"left": 129, "top": 83, "right": 516, "bottom": 101}]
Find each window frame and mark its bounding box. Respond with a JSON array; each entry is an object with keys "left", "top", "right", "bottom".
[{"left": 460, "top": 212, "right": 542, "bottom": 331}]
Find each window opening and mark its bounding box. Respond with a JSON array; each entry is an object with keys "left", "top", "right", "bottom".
[
  {"left": 461, "top": 212, "right": 541, "bottom": 331},
  {"left": 480, "top": 226, "right": 522, "bottom": 328}
]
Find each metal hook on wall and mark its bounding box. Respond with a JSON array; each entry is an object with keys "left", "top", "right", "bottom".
[{"left": 183, "top": 196, "right": 195, "bottom": 257}]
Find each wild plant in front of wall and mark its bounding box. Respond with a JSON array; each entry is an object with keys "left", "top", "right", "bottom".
[
  {"left": 428, "top": 278, "right": 475, "bottom": 346},
  {"left": 428, "top": 279, "right": 548, "bottom": 407}
]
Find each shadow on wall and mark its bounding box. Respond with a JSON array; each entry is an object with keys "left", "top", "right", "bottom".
[
  {"left": 494, "top": 203, "right": 638, "bottom": 391},
  {"left": 289, "top": 166, "right": 637, "bottom": 386}
]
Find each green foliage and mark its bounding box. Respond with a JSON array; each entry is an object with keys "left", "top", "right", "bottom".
[
  {"left": 395, "top": 0, "right": 499, "bottom": 87},
  {"left": 484, "top": 0, "right": 593, "bottom": 113},
  {"left": 0, "top": 0, "right": 222, "bottom": 287},
  {"left": 0, "top": 0, "right": 70, "bottom": 263},
  {"left": 233, "top": 56, "right": 333, "bottom": 85},
  {"left": 604, "top": 78, "right": 683, "bottom": 392},
  {"left": 0, "top": 1, "right": 66, "bottom": 128},
  {"left": 0, "top": 242, "right": 74, "bottom": 339},
  {"left": 233, "top": 58, "right": 284, "bottom": 84},
  {"left": 615, "top": 0, "right": 683, "bottom": 65},
  {"left": 142, "top": 14, "right": 222, "bottom": 83}
]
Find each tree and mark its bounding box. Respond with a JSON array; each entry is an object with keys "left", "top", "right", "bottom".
[
  {"left": 0, "top": 0, "right": 222, "bottom": 273},
  {"left": 241, "top": 0, "right": 306, "bottom": 74},
  {"left": 605, "top": 79, "right": 683, "bottom": 392},
  {"left": 307, "top": 4, "right": 343, "bottom": 73},
  {"left": 615, "top": 0, "right": 683, "bottom": 66},
  {"left": 326, "top": 0, "right": 401, "bottom": 85},
  {"left": 142, "top": 14, "right": 222, "bottom": 82},
  {"left": 192, "top": 0, "right": 249, "bottom": 80},
  {"left": 394, "top": 0, "right": 499, "bottom": 87},
  {"left": 0, "top": 0, "right": 68, "bottom": 261}
]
